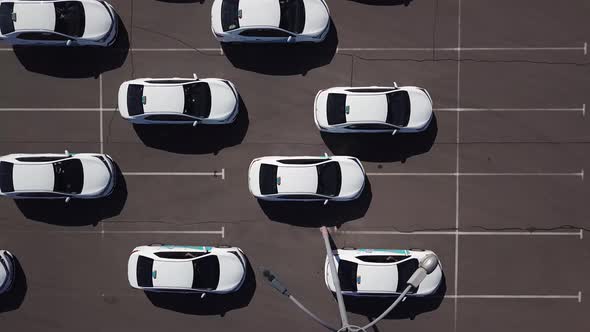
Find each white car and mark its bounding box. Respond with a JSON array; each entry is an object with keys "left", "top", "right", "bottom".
[
  {"left": 117, "top": 76, "right": 239, "bottom": 125},
  {"left": 0, "top": 151, "right": 116, "bottom": 200},
  {"left": 0, "top": 250, "right": 15, "bottom": 294},
  {"left": 325, "top": 248, "right": 443, "bottom": 297},
  {"left": 314, "top": 85, "right": 433, "bottom": 134},
  {"left": 0, "top": 0, "right": 118, "bottom": 46},
  {"left": 248, "top": 155, "right": 365, "bottom": 202},
  {"left": 211, "top": 0, "right": 330, "bottom": 43},
  {"left": 127, "top": 245, "right": 247, "bottom": 294}
]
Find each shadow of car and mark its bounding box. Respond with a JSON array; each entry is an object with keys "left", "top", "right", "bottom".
[
  {"left": 12, "top": 15, "right": 129, "bottom": 78},
  {"left": 132, "top": 96, "right": 249, "bottom": 155},
  {"left": 14, "top": 164, "right": 127, "bottom": 226},
  {"left": 0, "top": 255, "right": 27, "bottom": 313},
  {"left": 258, "top": 179, "right": 372, "bottom": 227},
  {"left": 342, "top": 274, "right": 447, "bottom": 320},
  {"left": 221, "top": 20, "right": 338, "bottom": 76},
  {"left": 321, "top": 113, "right": 438, "bottom": 163},
  {"left": 145, "top": 256, "right": 256, "bottom": 316}
]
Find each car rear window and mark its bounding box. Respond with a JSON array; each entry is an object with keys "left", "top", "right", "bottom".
[
  {"left": 0, "top": 3, "right": 15, "bottom": 34},
  {"left": 127, "top": 84, "right": 145, "bottom": 116},
  {"left": 221, "top": 0, "right": 239, "bottom": 32},
  {"left": 259, "top": 163, "right": 278, "bottom": 195},
  {"left": 337, "top": 260, "right": 358, "bottom": 292},
  {"left": 327, "top": 93, "right": 347, "bottom": 125},
  {"left": 137, "top": 255, "right": 154, "bottom": 288},
  {"left": 0, "top": 161, "right": 14, "bottom": 193},
  {"left": 316, "top": 161, "right": 341, "bottom": 197},
  {"left": 396, "top": 258, "right": 419, "bottom": 293},
  {"left": 192, "top": 255, "right": 220, "bottom": 290},
  {"left": 386, "top": 91, "right": 411, "bottom": 127}
]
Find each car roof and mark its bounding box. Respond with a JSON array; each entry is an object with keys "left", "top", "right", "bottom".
[
  {"left": 276, "top": 165, "right": 318, "bottom": 194},
  {"left": 238, "top": 0, "right": 280, "bottom": 29},
  {"left": 344, "top": 94, "right": 388, "bottom": 123},
  {"left": 12, "top": 163, "right": 54, "bottom": 192},
  {"left": 152, "top": 260, "right": 194, "bottom": 288},
  {"left": 9, "top": 1, "right": 57, "bottom": 33}
]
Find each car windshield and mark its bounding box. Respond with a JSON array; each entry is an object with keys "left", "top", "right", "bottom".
[
  {"left": 192, "top": 255, "right": 220, "bottom": 290},
  {"left": 52, "top": 159, "right": 84, "bottom": 194},
  {"left": 316, "top": 161, "right": 342, "bottom": 197},
  {"left": 0, "top": 3, "right": 15, "bottom": 34},
  {"left": 337, "top": 259, "right": 358, "bottom": 292},
  {"left": 54, "top": 1, "right": 85, "bottom": 37},
  {"left": 0, "top": 161, "right": 14, "bottom": 193},
  {"left": 127, "top": 84, "right": 145, "bottom": 116},
  {"left": 221, "top": 0, "right": 239, "bottom": 31},
  {"left": 259, "top": 164, "right": 278, "bottom": 195},
  {"left": 278, "top": 0, "right": 305, "bottom": 34},
  {"left": 183, "top": 82, "right": 212, "bottom": 118},
  {"left": 327, "top": 93, "right": 347, "bottom": 125},
  {"left": 396, "top": 258, "right": 419, "bottom": 292},
  {"left": 386, "top": 91, "right": 411, "bottom": 127},
  {"left": 137, "top": 256, "right": 154, "bottom": 288}
]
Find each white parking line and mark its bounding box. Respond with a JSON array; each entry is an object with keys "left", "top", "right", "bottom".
[
  {"left": 435, "top": 105, "right": 586, "bottom": 116},
  {"left": 446, "top": 292, "right": 582, "bottom": 302},
  {"left": 336, "top": 229, "right": 584, "bottom": 239},
  {"left": 0, "top": 44, "right": 584, "bottom": 53},
  {"left": 99, "top": 74, "right": 104, "bottom": 154},
  {"left": 0, "top": 108, "right": 117, "bottom": 112},
  {"left": 366, "top": 171, "right": 584, "bottom": 179},
  {"left": 51, "top": 227, "right": 226, "bottom": 238},
  {"left": 122, "top": 170, "right": 225, "bottom": 179}
]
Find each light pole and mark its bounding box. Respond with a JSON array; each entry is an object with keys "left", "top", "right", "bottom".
[{"left": 262, "top": 226, "right": 440, "bottom": 332}]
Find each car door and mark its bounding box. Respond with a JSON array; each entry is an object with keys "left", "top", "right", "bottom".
[
  {"left": 238, "top": 28, "right": 294, "bottom": 43},
  {"left": 14, "top": 31, "right": 70, "bottom": 46},
  {"left": 142, "top": 114, "right": 197, "bottom": 125}
]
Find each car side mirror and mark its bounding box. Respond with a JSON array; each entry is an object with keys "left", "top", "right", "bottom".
[
  {"left": 66, "top": 40, "right": 73, "bottom": 46},
  {"left": 193, "top": 73, "right": 198, "bottom": 80},
  {"left": 391, "top": 129, "right": 398, "bottom": 136},
  {"left": 64, "top": 149, "right": 70, "bottom": 155},
  {"left": 393, "top": 82, "right": 398, "bottom": 88},
  {"left": 200, "top": 293, "right": 206, "bottom": 299},
  {"left": 192, "top": 121, "right": 199, "bottom": 127},
  {"left": 323, "top": 199, "right": 329, "bottom": 206},
  {"left": 287, "top": 36, "right": 294, "bottom": 43},
  {"left": 65, "top": 197, "right": 71, "bottom": 203}
]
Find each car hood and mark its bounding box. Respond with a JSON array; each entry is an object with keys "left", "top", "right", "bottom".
[
  {"left": 152, "top": 260, "right": 194, "bottom": 288},
  {"left": 80, "top": 157, "right": 111, "bottom": 195},
  {"left": 208, "top": 81, "right": 237, "bottom": 120},
  {"left": 302, "top": 0, "right": 329, "bottom": 36},
  {"left": 314, "top": 90, "right": 329, "bottom": 128},
  {"left": 406, "top": 89, "right": 433, "bottom": 129},
  {"left": 416, "top": 263, "right": 443, "bottom": 295},
  {"left": 338, "top": 159, "right": 365, "bottom": 198},
  {"left": 216, "top": 254, "right": 245, "bottom": 292},
  {"left": 248, "top": 160, "right": 263, "bottom": 196},
  {"left": 127, "top": 252, "right": 140, "bottom": 288},
  {"left": 82, "top": 1, "right": 114, "bottom": 40}
]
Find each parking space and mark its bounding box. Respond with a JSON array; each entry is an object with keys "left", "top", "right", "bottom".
[{"left": 0, "top": 0, "right": 589, "bottom": 331}]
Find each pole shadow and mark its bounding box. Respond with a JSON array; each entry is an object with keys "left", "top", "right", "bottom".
[
  {"left": 320, "top": 114, "right": 438, "bottom": 163},
  {"left": 12, "top": 15, "right": 129, "bottom": 78},
  {"left": 342, "top": 274, "right": 447, "bottom": 321},
  {"left": 132, "top": 96, "right": 249, "bottom": 154},
  {"left": 0, "top": 255, "right": 27, "bottom": 313},
  {"left": 221, "top": 20, "right": 338, "bottom": 76},
  {"left": 14, "top": 164, "right": 127, "bottom": 226},
  {"left": 257, "top": 179, "right": 372, "bottom": 227},
  {"left": 145, "top": 257, "right": 256, "bottom": 316}
]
